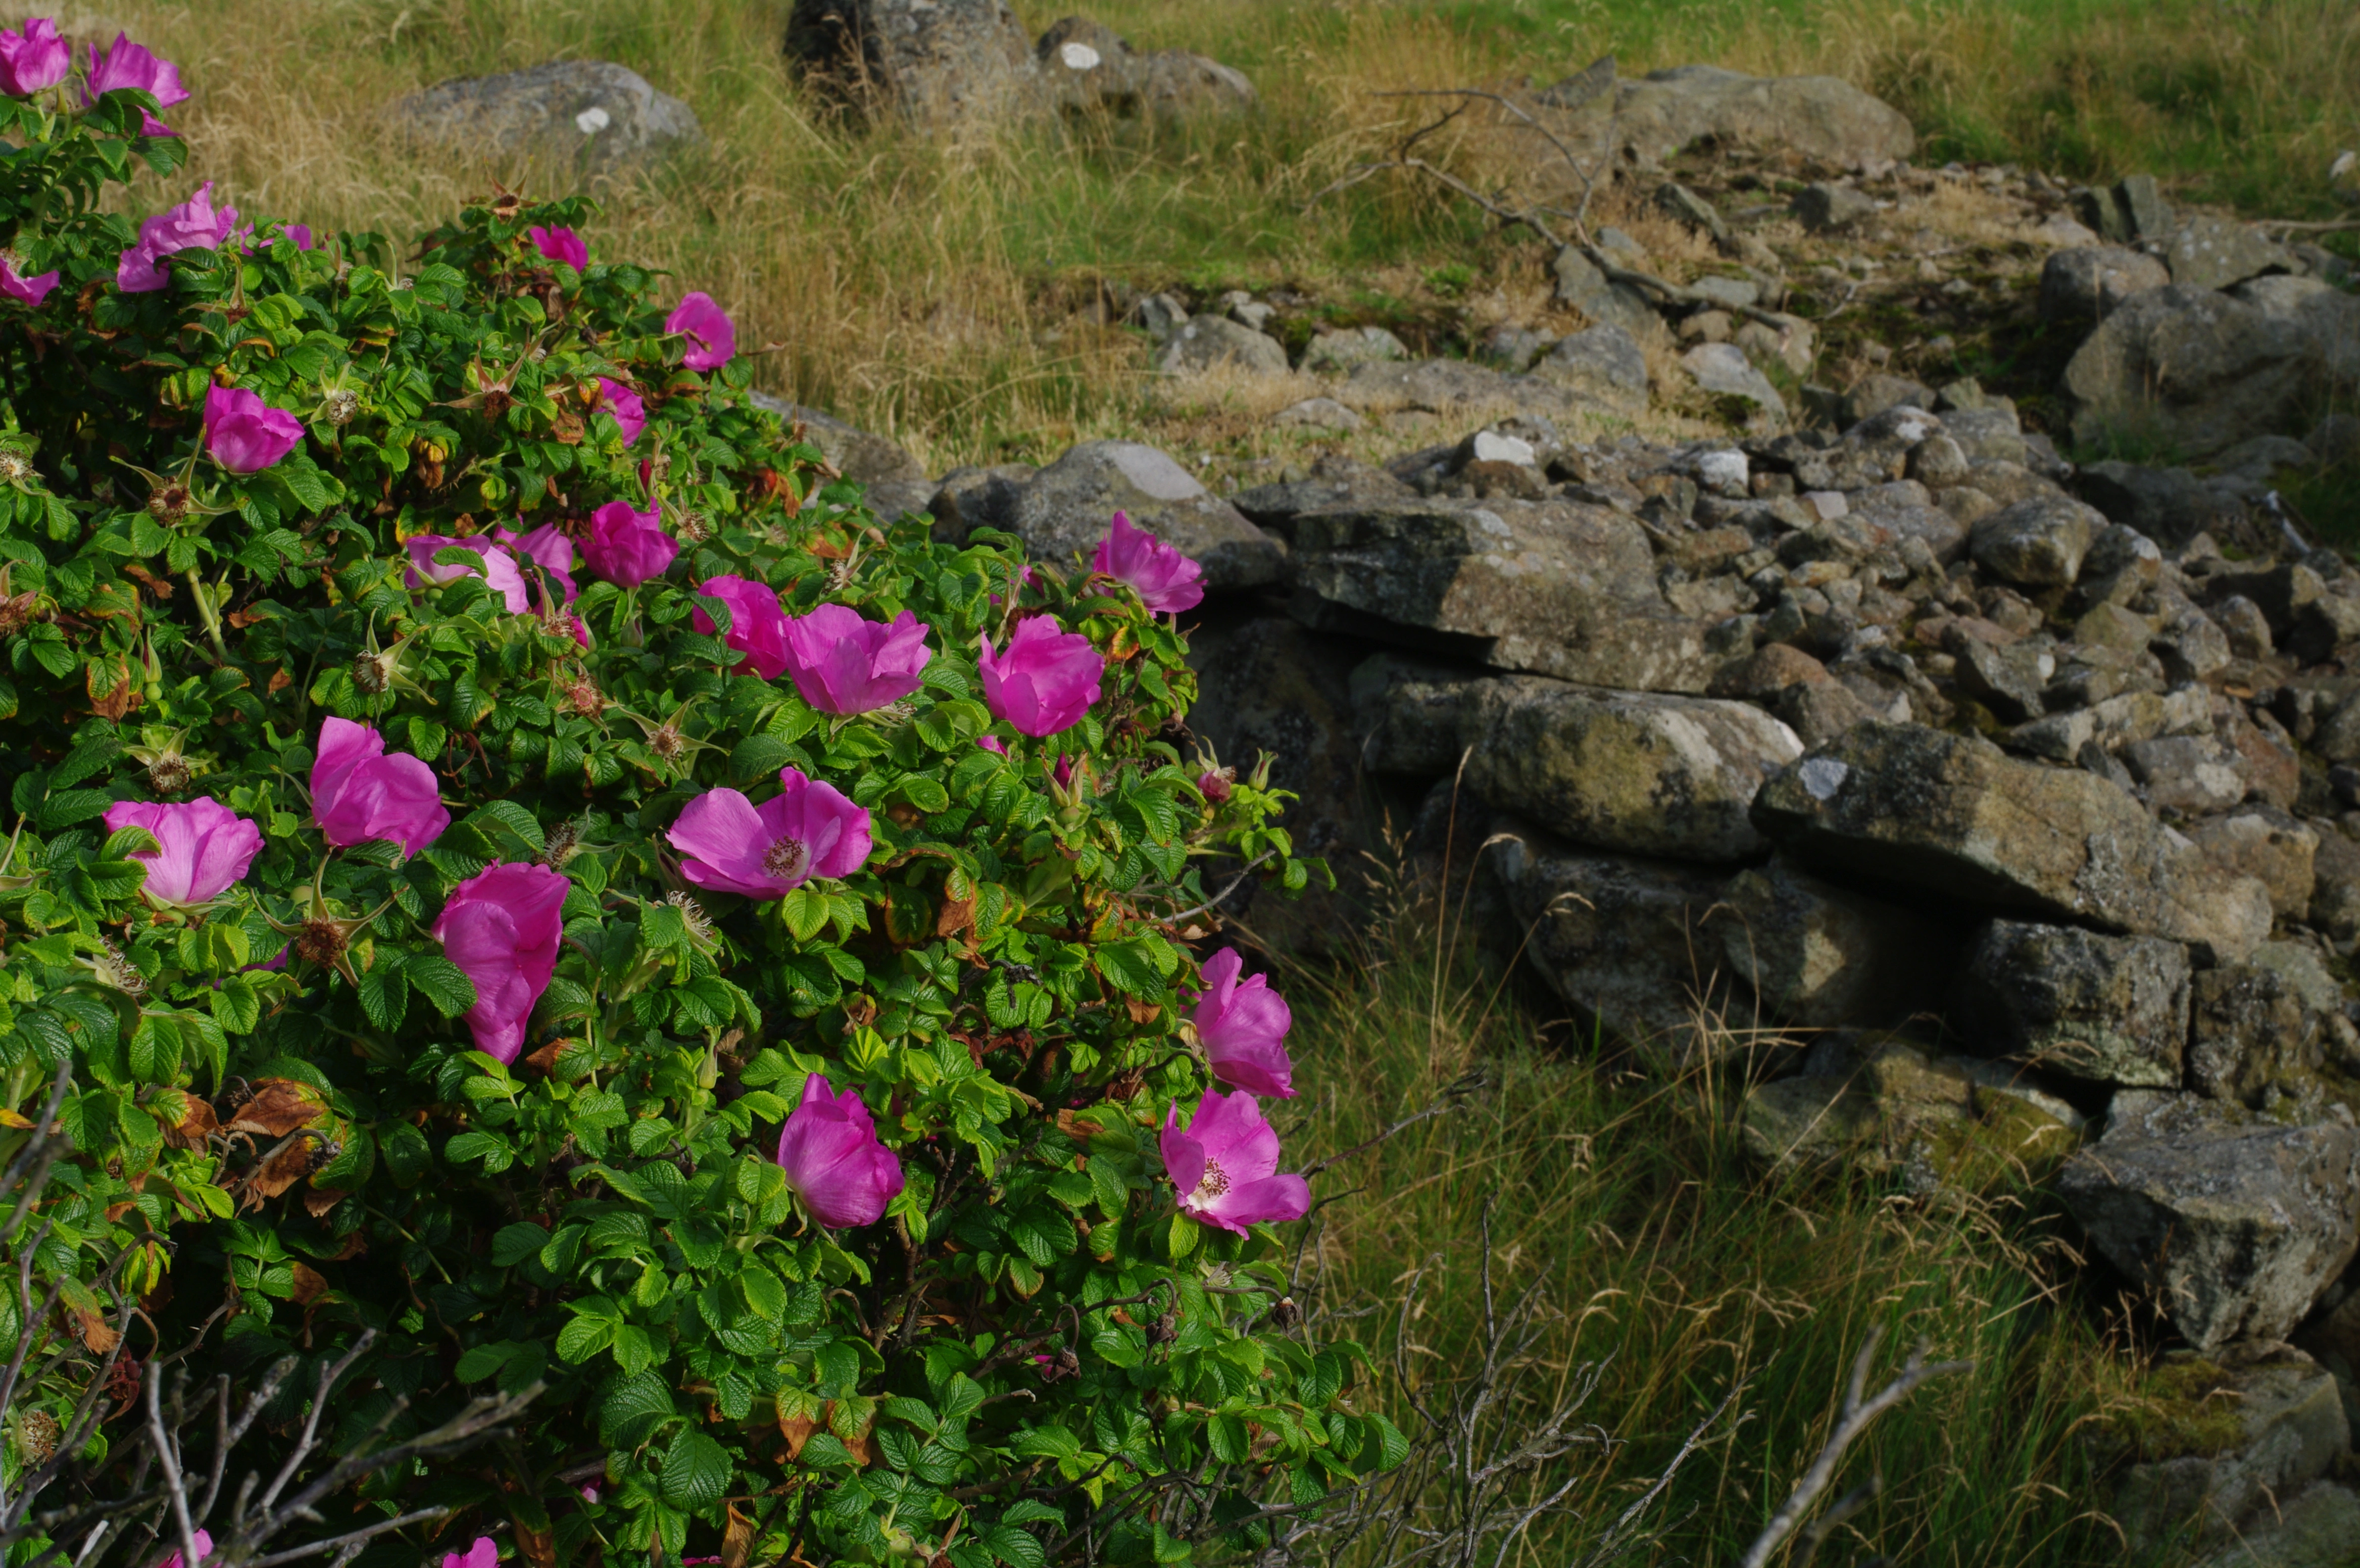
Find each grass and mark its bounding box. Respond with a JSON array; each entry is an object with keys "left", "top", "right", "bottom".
[
  {"left": 1275, "top": 859, "right": 2146, "bottom": 1566},
  {"left": 93, "top": 0, "right": 2360, "bottom": 471}
]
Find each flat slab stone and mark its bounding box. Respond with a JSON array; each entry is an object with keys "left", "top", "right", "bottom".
[
  {"left": 1007, "top": 439, "right": 1284, "bottom": 590},
  {"left": 392, "top": 60, "right": 704, "bottom": 176}
]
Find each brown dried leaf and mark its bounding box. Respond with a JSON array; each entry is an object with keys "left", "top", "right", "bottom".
[
  {"left": 164, "top": 1096, "right": 219, "bottom": 1149},
  {"left": 266, "top": 667, "right": 292, "bottom": 695},
  {"left": 511, "top": 1517, "right": 555, "bottom": 1568},
  {"left": 70, "top": 1306, "right": 120, "bottom": 1354},
  {"left": 289, "top": 1262, "right": 327, "bottom": 1306},
  {"left": 777, "top": 1411, "right": 818, "bottom": 1461},
  {"left": 1123, "top": 998, "right": 1161, "bottom": 1025},
  {"left": 224, "top": 1079, "right": 326, "bottom": 1138},
  {"left": 936, "top": 896, "right": 976, "bottom": 938},
  {"left": 721, "top": 1503, "right": 756, "bottom": 1568},
  {"left": 302, "top": 1187, "right": 347, "bottom": 1218},
  {"left": 239, "top": 1140, "right": 316, "bottom": 1209}
]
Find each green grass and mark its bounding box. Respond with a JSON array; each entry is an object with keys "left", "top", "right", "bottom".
[{"left": 1278, "top": 880, "right": 2139, "bottom": 1566}]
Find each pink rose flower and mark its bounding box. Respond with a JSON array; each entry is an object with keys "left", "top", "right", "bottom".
[
  {"left": 665, "top": 291, "right": 735, "bottom": 372},
  {"left": 594, "top": 377, "right": 645, "bottom": 446},
  {"left": 117, "top": 182, "right": 236, "bottom": 293},
  {"left": 439, "top": 1539, "right": 499, "bottom": 1568},
  {"left": 979, "top": 615, "right": 1103, "bottom": 738},
  {"left": 976, "top": 736, "right": 1007, "bottom": 755},
  {"left": 582, "top": 501, "right": 677, "bottom": 588},
  {"left": 667, "top": 768, "right": 871, "bottom": 899},
  {"left": 1092, "top": 511, "right": 1204, "bottom": 615},
  {"left": 692, "top": 574, "right": 791, "bottom": 680},
  {"left": 780, "top": 604, "right": 930, "bottom": 715},
  {"left": 103, "top": 798, "right": 261, "bottom": 906},
  {"left": 203, "top": 384, "right": 304, "bottom": 474},
  {"left": 528, "top": 225, "right": 587, "bottom": 270},
  {"left": 154, "top": 1529, "right": 214, "bottom": 1568},
  {"left": 84, "top": 34, "right": 186, "bottom": 135},
  {"left": 0, "top": 251, "right": 58, "bottom": 306},
  {"left": 0, "top": 19, "right": 69, "bottom": 95},
  {"left": 310, "top": 717, "right": 449, "bottom": 857},
  {"left": 405, "top": 535, "right": 529, "bottom": 613},
  {"left": 1197, "top": 769, "right": 1233, "bottom": 804},
  {"left": 1160, "top": 1089, "right": 1311, "bottom": 1236},
  {"left": 1189, "top": 947, "right": 1295, "bottom": 1098},
  {"left": 430, "top": 863, "right": 570, "bottom": 1064},
  {"left": 496, "top": 522, "right": 577, "bottom": 606},
  {"left": 776, "top": 1073, "right": 904, "bottom": 1228}
]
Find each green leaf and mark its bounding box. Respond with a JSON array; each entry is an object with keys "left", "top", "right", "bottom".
[
  {"left": 491, "top": 1222, "right": 551, "bottom": 1267},
  {"left": 356, "top": 965, "right": 407, "bottom": 1033},
  {"left": 406, "top": 956, "right": 477, "bottom": 1017},
  {"left": 468, "top": 800, "right": 546, "bottom": 855},
  {"left": 597, "top": 1371, "right": 676, "bottom": 1448},
  {"left": 210, "top": 975, "right": 262, "bottom": 1036},
  {"left": 660, "top": 1428, "right": 731, "bottom": 1510}
]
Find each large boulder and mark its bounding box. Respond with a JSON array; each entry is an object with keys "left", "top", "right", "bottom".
[
  {"left": 1157, "top": 314, "right": 1289, "bottom": 376},
  {"left": 2063, "top": 284, "right": 2322, "bottom": 458},
  {"left": 2162, "top": 214, "right": 2294, "bottom": 292},
  {"left": 391, "top": 61, "right": 702, "bottom": 178},
  {"left": 2036, "top": 245, "right": 2169, "bottom": 323},
  {"left": 1487, "top": 819, "right": 1749, "bottom": 1067},
  {"left": 1286, "top": 497, "right": 1721, "bottom": 693},
  {"left": 1006, "top": 441, "right": 1284, "bottom": 590},
  {"left": 1741, "top": 1039, "right": 2082, "bottom": 1187},
  {"left": 1751, "top": 723, "right": 2274, "bottom": 962},
  {"left": 1450, "top": 680, "right": 1802, "bottom": 861},
  {"left": 1573, "top": 65, "right": 1915, "bottom": 171},
  {"left": 1950, "top": 920, "right": 2190, "bottom": 1088},
  {"left": 2055, "top": 1092, "right": 2360, "bottom": 1352},
  {"left": 1548, "top": 249, "right": 1660, "bottom": 340},
  {"left": 786, "top": 0, "right": 1038, "bottom": 124},
  {"left": 1531, "top": 324, "right": 1652, "bottom": 415},
  {"left": 1715, "top": 862, "right": 1955, "bottom": 1027}
]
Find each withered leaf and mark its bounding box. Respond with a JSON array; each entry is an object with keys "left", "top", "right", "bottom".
[
  {"left": 224, "top": 1079, "right": 327, "bottom": 1138},
  {"left": 239, "top": 1140, "right": 318, "bottom": 1209},
  {"left": 289, "top": 1262, "right": 327, "bottom": 1306},
  {"left": 721, "top": 1503, "right": 756, "bottom": 1568},
  {"left": 777, "top": 1411, "right": 818, "bottom": 1461}
]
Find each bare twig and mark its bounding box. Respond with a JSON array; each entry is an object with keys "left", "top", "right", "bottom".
[{"left": 1734, "top": 1328, "right": 1973, "bottom": 1568}]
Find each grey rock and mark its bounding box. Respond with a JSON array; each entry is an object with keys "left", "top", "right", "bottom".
[
  {"left": 2190, "top": 807, "right": 2319, "bottom": 919},
  {"left": 1751, "top": 721, "right": 2274, "bottom": 961},
  {"left": 1654, "top": 182, "right": 1730, "bottom": 242},
  {"left": 1952, "top": 919, "right": 2190, "bottom": 1088},
  {"left": 1036, "top": 20, "right": 1255, "bottom": 119},
  {"left": 2006, "top": 684, "right": 2211, "bottom": 762},
  {"left": 2152, "top": 606, "right": 2233, "bottom": 683},
  {"left": 2112, "top": 1351, "right": 2352, "bottom": 1552},
  {"left": 2310, "top": 829, "right": 2360, "bottom": 948},
  {"left": 1936, "top": 406, "right": 2028, "bottom": 465},
  {"left": 1286, "top": 497, "right": 1719, "bottom": 693},
  {"left": 1008, "top": 440, "right": 1283, "bottom": 589},
  {"left": 2188, "top": 957, "right": 2331, "bottom": 1109},
  {"left": 1488, "top": 818, "right": 1751, "bottom": 1067},
  {"left": 1840, "top": 373, "right": 1933, "bottom": 426},
  {"left": 1741, "top": 1040, "right": 2082, "bottom": 1185},
  {"left": 1717, "top": 860, "right": 1953, "bottom": 1026},
  {"left": 2289, "top": 593, "right": 2360, "bottom": 665},
  {"left": 392, "top": 60, "right": 703, "bottom": 177},
  {"left": 1550, "top": 246, "right": 1660, "bottom": 337},
  {"left": 2118, "top": 174, "right": 2174, "bottom": 240},
  {"left": 1299, "top": 326, "right": 1409, "bottom": 376},
  {"left": 1683, "top": 343, "right": 1785, "bottom": 419},
  {"left": 1455, "top": 679, "right": 1802, "bottom": 861},
  {"left": 1158, "top": 314, "right": 1289, "bottom": 376},
  {"left": 1952, "top": 639, "right": 2053, "bottom": 724},
  {"left": 2233, "top": 274, "right": 2360, "bottom": 387},
  {"left": 1586, "top": 64, "right": 1915, "bottom": 171},
  {"left": 2214, "top": 595, "right": 2275, "bottom": 658},
  {"left": 1777, "top": 678, "right": 1879, "bottom": 747},
  {"left": 1688, "top": 273, "right": 1762, "bottom": 311},
  {"left": 2122, "top": 734, "right": 2250, "bottom": 814},
  {"left": 2064, "top": 285, "right": 2323, "bottom": 459},
  {"left": 2188, "top": 1480, "right": 2360, "bottom": 1568},
  {"left": 749, "top": 394, "right": 928, "bottom": 485},
  {"left": 2164, "top": 214, "right": 2294, "bottom": 291},
  {"left": 1333, "top": 359, "right": 1589, "bottom": 424},
  {"left": 924, "top": 462, "right": 1034, "bottom": 542},
  {"left": 1970, "top": 495, "right": 2101, "bottom": 586},
  {"left": 2077, "top": 462, "right": 2247, "bottom": 551},
  {"left": 1792, "top": 181, "right": 1877, "bottom": 232},
  {"left": 2204, "top": 561, "right": 2326, "bottom": 638},
  {"left": 1535, "top": 53, "right": 1616, "bottom": 111},
  {"left": 1353, "top": 658, "right": 1492, "bottom": 776},
  {"left": 787, "top": 0, "right": 1037, "bottom": 124},
  {"left": 2056, "top": 1092, "right": 2360, "bottom": 1351},
  {"left": 1269, "top": 397, "right": 1364, "bottom": 433},
  {"left": 2038, "top": 244, "right": 2170, "bottom": 322},
  {"left": 1477, "top": 325, "right": 1556, "bottom": 374},
  {"left": 1904, "top": 432, "right": 1970, "bottom": 488},
  {"left": 1532, "top": 325, "right": 1652, "bottom": 416}
]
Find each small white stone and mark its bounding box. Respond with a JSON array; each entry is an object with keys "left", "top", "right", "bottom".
[
  {"left": 1803, "top": 491, "right": 1849, "bottom": 521},
  {"left": 1469, "top": 431, "right": 1537, "bottom": 468},
  {"left": 1799, "top": 756, "right": 1850, "bottom": 801},
  {"left": 1697, "top": 448, "right": 1749, "bottom": 494},
  {"left": 1059, "top": 41, "right": 1102, "bottom": 70},
  {"left": 574, "top": 105, "right": 612, "bottom": 135}
]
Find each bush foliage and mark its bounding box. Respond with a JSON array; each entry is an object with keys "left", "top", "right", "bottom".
[{"left": 0, "top": 34, "right": 1380, "bottom": 1568}]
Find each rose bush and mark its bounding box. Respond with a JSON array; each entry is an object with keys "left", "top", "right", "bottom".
[{"left": 0, "top": 23, "right": 1380, "bottom": 1568}]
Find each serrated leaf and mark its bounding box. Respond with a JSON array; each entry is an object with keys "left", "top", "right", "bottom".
[
  {"left": 406, "top": 955, "right": 477, "bottom": 1017},
  {"left": 661, "top": 1428, "right": 731, "bottom": 1509}
]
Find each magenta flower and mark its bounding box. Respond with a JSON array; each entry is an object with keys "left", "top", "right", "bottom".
[
  {"left": 776, "top": 1073, "right": 904, "bottom": 1228},
  {"left": 284, "top": 223, "right": 314, "bottom": 251},
  {"left": 666, "top": 768, "right": 871, "bottom": 899},
  {"left": 692, "top": 574, "right": 791, "bottom": 679},
  {"left": 1189, "top": 948, "right": 1295, "bottom": 1098},
  {"left": 0, "top": 252, "right": 58, "bottom": 306},
  {"left": 431, "top": 862, "right": 569, "bottom": 1064},
  {"left": 583, "top": 501, "right": 677, "bottom": 587},
  {"left": 1052, "top": 754, "right": 1075, "bottom": 789},
  {"left": 781, "top": 604, "right": 931, "bottom": 715},
  {"left": 1160, "top": 1090, "right": 1311, "bottom": 1236},
  {"left": 0, "top": 19, "right": 69, "bottom": 95},
  {"left": 1093, "top": 511, "right": 1204, "bottom": 615},
  {"left": 405, "top": 535, "right": 530, "bottom": 613},
  {"left": 310, "top": 717, "right": 448, "bottom": 857},
  {"left": 529, "top": 225, "right": 588, "bottom": 270},
  {"left": 594, "top": 377, "right": 645, "bottom": 446},
  {"left": 976, "top": 736, "right": 1007, "bottom": 755},
  {"left": 1197, "top": 769, "right": 1233, "bottom": 804},
  {"left": 103, "top": 798, "right": 261, "bottom": 907},
  {"left": 497, "top": 522, "right": 577, "bottom": 606},
  {"left": 203, "top": 384, "right": 304, "bottom": 474},
  {"left": 85, "top": 34, "right": 186, "bottom": 135},
  {"left": 117, "top": 182, "right": 237, "bottom": 292},
  {"left": 439, "top": 1539, "right": 498, "bottom": 1568},
  {"left": 979, "top": 615, "right": 1103, "bottom": 737},
  {"left": 155, "top": 1529, "right": 214, "bottom": 1568},
  {"left": 666, "top": 291, "right": 735, "bottom": 372}
]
